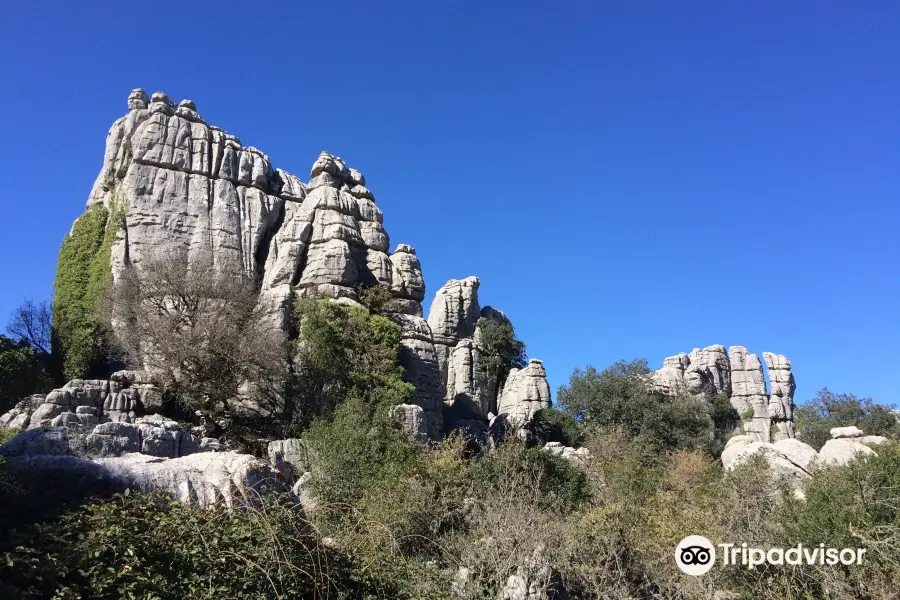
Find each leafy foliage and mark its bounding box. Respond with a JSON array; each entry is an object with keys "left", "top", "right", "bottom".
[
  {"left": 0, "top": 490, "right": 372, "bottom": 599},
  {"left": 52, "top": 203, "right": 115, "bottom": 380},
  {"left": 474, "top": 315, "right": 527, "bottom": 405},
  {"left": 557, "top": 359, "right": 716, "bottom": 453},
  {"left": 290, "top": 298, "right": 414, "bottom": 432},
  {"left": 529, "top": 406, "right": 583, "bottom": 447},
  {"left": 0, "top": 334, "right": 53, "bottom": 414},
  {"left": 795, "top": 388, "right": 900, "bottom": 450}
]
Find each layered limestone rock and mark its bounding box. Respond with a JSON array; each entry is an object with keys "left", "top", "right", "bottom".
[
  {"left": 391, "top": 313, "right": 444, "bottom": 439},
  {"left": 729, "top": 346, "right": 771, "bottom": 442},
  {"left": 652, "top": 345, "right": 730, "bottom": 398},
  {"left": 0, "top": 371, "right": 162, "bottom": 430},
  {"left": 721, "top": 426, "right": 887, "bottom": 485},
  {"left": 654, "top": 345, "right": 798, "bottom": 443},
  {"left": 1, "top": 426, "right": 276, "bottom": 508},
  {"left": 497, "top": 359, "right": 552, "bottom": 427},
  {"left": 427, "top": 279, "right": 531, "bottom": 433},
  {"left": 427, "top": 277, "right": 482, "bottom": 382},
  {"left": 763, "top": 353, "right": 795, "bottom": 440}
]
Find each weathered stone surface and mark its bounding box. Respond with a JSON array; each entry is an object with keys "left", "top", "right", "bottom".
[
  {"left": 96, "top": 451, "right": 281, "bottom": 507},
  {"left": 443, "top": 339, "right": 492, "bottom": 429},
  {"left": 830, "top": 425, "right": 865, "bottom": 439},
  {"left": 391, "top": 404, "right": 428, "bottom": 442},
  {"left": 819, "top": 439, "right": 876, "bottom": 466},
  {"left": 728, "top": 346, "right": 771, "bottom": 442},
  {"left": 390, "top": 245, "right": 425, "bottom": 302},
  {"left": 390, "top": 314, "right": 444, "bottom": 439},
  {"left": 721, "top": 435, "right": 818, "bottom": 486},
  {"left": 0, "top": 427, "right": 69, "bottom": 457},
  {"left": 859, "top": 435, "right": 890, "bottom": 446},
  {"left": 763, "top": 352, "right": 795, "bottom": 440},
  {"left": 497, "top": 359, "right": 552, "bottom": 427},
  {"left": 427, "top": 277, "right": 481, "bottom": 383},
  {"left": 653, "top": 345, "right": 731, "bottom": 398},
  {"left": 83, "top": 417, "right": 202, "bottom": 458},
  {"left": 267, "top": 438, "right": 310, "bottom": 485}
]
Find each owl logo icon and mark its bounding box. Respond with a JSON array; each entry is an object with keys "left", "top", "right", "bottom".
[{"left": 675, "top": 535, "right": 716, "bottom": 575}]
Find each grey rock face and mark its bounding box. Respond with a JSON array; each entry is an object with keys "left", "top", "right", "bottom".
[
  {"left": 0, "top": 372, "right": 159, "bottom": 431},
  {"left": 763, "top": 353, "right": 795, "bottom": 441},
  {"left": 830, "top": 425, "right": 865, "bottom": 439},
  {"left": 653, "top": 346, "right": 798, "bottom": 444},
  {"left": 0, "top": 427, "right": 70, "bottom": 457},
  {"left": 818, "top": 439, "right": 876, "bottom": 466},
  {"left": 720, "top": 435, "right": 818, "bottom": 487},
  {"left": 729, "top": 346, "right": 771, "bottom": 442},
  {"left": 267, "top": 438, "right": 310, "bottom": 485},
  {"left": 390, "top": 314, "right": 445, "bottom": 439},
  {"left": 391, "top": 404, "right": 429, "bottom": 442},
  {"left": 96, "top": 451, "right": 281, "bottom": 507},
  {"left": 84, "top": 416, "right": 202, "bottom": 458},
  {"left": 427, "top": 277, "right": 482, "bottom": 383},
  {"left": 497, "top": 359, "right": 552, "bottom": 427}
]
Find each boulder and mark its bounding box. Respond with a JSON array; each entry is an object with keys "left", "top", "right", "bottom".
[
  {"left": 0, "top": 427, "right": 70, "bottom": 457},
  {"left": 497, "top": 359, "right": 552, "bottom": 427},
  {"left": 830, "top": 426, "right": 865, "bottom": 439},
  {"left": 267, "top": 438, "right": 311, "bottom": 485},
  {"left": 819, "top": 439, "right": 876, "bottom": 466},
  {"left": 721, "top": 435, "right": 818, "bottom": 486},
  {"left": 391, "top": 404, "right": 429, "bottom": 442}
]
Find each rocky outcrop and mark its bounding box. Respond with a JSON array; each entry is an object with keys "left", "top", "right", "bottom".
[
  {"left": 0, "top": 370, "right": 161, "bottom": 431},
  {"left": 391, "top": 313, "right": 445, "bottom": 439},
  {"left": 1, "top": 426, "right": 276, "bottom": 508},
  {"left": 653, "top": 345, "right": 797, "bottom": 443},
  {"left": 543, "top": 442, "right": 591, "bottom": 464},
  {"left": 391, "top": 404, "right": 429, "bottom": 442},
  {"left": 497, "top": 360, "right": 552, "bottom": 427},
  {"left": 722, "top": 426, "right": 889, "bottom": 486},
  {"left": 84, "top": 415, "right": 202, "bottom": 458},
  {"left": 729, "top": 346, "right": 772, "bottom": 442},
  {"left": 763, "top": 353, "right": 795, "bottom": 440},
  {"left": 267, "top": 438, "right": 310, "bottom": 485},
  {"left": 427, "top": 277, "right": 482, "bottom": 382}
]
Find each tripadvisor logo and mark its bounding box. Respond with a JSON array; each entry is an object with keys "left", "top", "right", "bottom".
[
  {"left": 675, "top": 535, "right": 716, "bottom": 576},
  {"left": 675, "top": 535, "right": 867, "bottom": 576}
]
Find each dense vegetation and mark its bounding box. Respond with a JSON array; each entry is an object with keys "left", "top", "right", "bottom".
[
  {"left": 795, "top": 388, "right": 900, "bottom": 450},
  {"left": 52, "top": 203, "right": 116, "bottom": 380}
]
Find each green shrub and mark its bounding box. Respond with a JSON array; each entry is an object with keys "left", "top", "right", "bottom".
[
  {"left": 52, "top": 203, "right": 118, "bottom": 380},
  {"left": 0, "top": 335, "right": 52, "bottom": 414},
  {"left": 557, "top": 359, "right": 716, "bottom": 453},
  {"left": 0, "top": 490, "right": 375, "bottom": 600},
  {"left": 530, "top": 406, "right": 583, "bottom": 447},
  {"left": 796, "top": 388, "right": 900, "bottom": 450},
  {"left": 290, "top": 298, "right": 414, "bottom": 431},
  {"left": 474, "top": 315, "right": 527, "bottom": 405}
]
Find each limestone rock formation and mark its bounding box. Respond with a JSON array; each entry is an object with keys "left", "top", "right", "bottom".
[
  {"left": 497, "top": 359, "right": 552, "bottom": 427},
  {"left": 1, "top": 426, "right": 277, "bottom": 508},
  {"left": 427, "top": 277, "right": 482, "bottom": 382},
  {"left": 0, "top": 370, "right": 161, "bottom": 430},
  {"left": 654, "top": 345, "right": 798, "bottom": 443},
  {"left": 391, "top": 313, "right": 445, "bottom": 439},
  {"left": 267, "top": 438, "right": 310, "bottom": 485},
  {"left": 84, "top": 416, "right": 202, "bottom": 458},
  {"left": 391, "top": 404, "right": 429, "bottom": 442},
  {"left": 721, "top": 435, "right": 818, "bottom": 487},
  {"left": 763, "top": 352, "right": 795, "bottom": 440},
  {"left": 721, "top": 425, "right": 887, "bottom": 485}
]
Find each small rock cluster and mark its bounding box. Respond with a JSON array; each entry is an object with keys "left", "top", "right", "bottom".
[
  {"left": 721, "top": 426, "right": 890, "bottom": 487},
  {"left": 0, "top": 370, "right": 161, "bottom": 431}
]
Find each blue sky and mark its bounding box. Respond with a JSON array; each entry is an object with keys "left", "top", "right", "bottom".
[{"left": 1, "top": 1, "right": 897, "bottom": 404}]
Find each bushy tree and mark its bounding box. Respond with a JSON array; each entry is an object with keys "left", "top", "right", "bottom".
[
  {"left": 0, "top": 335, "right": 53, "bottom": 414},
  {"left": 474, "top": 316, "right": 527, "bottom": 406},
  {"left": 290, "top": 297, "right": 414, "bottom": 432},
  {"left": 557, "top": 359, "right": 716, "bottom": 453},
  {"left": 795, "top": 388, "right": 900, "bottom": 450},
  {"left": 109, "top": 251, "right": 288, "bottom": 423}
]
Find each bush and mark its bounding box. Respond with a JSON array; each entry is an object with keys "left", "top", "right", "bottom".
[
  {"left": 530, "top": 407, "right": 583, "bottom": 447},
  {"left": 0, "top": 490, "right": 377, "bottom": 599},
  {"left": 290, "top": 298, "right": 414, "bottom": 432},
  {"left": 796, "top": 388, "right": 900, "bottom": 450},
  {"left": 0, "top": 335, "right": 53, "bottom": 415},
  {"left": 557, "top": 359, "right": 716, "bottom": 453},
  {"left": 52, "top": 203, "right": 118, "bottom": 380}
]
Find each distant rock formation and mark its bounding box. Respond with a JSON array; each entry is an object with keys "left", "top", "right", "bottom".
[
  {"left": 722, "top": 426, "right": 888, "bottom": 487},
  {"left": 653, "top": 345, "right": 796, "bottom": 443}
]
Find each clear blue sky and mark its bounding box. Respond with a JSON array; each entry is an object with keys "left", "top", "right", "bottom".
[{"left": 1, "top": 1, "right": 898, "bottom": 405}]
